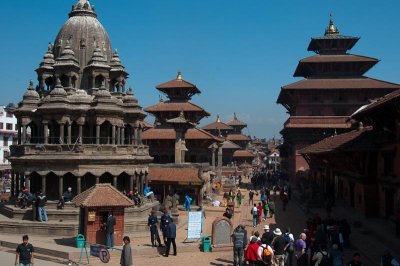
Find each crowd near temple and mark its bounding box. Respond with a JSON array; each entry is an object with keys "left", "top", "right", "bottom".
[{"left": 0, "top": 1, "right": 399, "bottom": 265}]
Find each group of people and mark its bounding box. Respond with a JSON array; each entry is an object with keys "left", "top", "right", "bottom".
[{"left": 147, "top": 209, "right": 178, "bottom": 257}]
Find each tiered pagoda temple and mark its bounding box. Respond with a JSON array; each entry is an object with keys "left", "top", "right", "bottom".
[
  {"left": 277, "top": 17, "right": 400, "bottom": 181},
  {"left": 9, "top": 0, "right": 152, "bottom": 199}
]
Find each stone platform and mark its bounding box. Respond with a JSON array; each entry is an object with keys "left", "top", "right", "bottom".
[{"left": 0, "top": 199, "right": 159, "bottom": 236}]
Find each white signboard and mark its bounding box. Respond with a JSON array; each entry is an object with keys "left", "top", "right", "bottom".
[{"left": 187, "top": 211, "right": 203, "bottom": 239}]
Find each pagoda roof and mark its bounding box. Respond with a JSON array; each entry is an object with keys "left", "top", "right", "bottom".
[
  {"left": 72, "top": 183, "right": 134, "bottom": 208},
  {"left": 308, "top": 35, "right": 359, "bottom": 52},
  {"left": 226, "top": 113, "right": 247, "bottom": 127},
  {"left": 148, "top": 167, "right": 203, "bottom": 185},
  {"left": 156, "top": 72, "right": 201, "bottom": 95},
  {"left": 144, "top": 101, "right": 210, "bottom": 115},
  {"left": 142, "top": 127, "right": 223, "bottom": 141},
  {"left": 352, "top": 89, "right": 400, "bottom": 119},
  {"left": 281, "top": 77, "right": 400, "bottom": 91},
  {"left": 202, "top": 116, "right": 233, "bottom": 131},
  {"left": 226, "top": 134, "right": 250, "bottom": 141},
  {"left": 283, "top": 116, "right": 352, "bottom": 129},
  {"left": 298, "top": 54, "right": 378, "bottom": 63},
  {"left": 220, "top": 140, "right": 241, "bottom": 150},
  {"left": 299, "top": 126, "right": 372, "bottom": 154},
  {"left": 141, "top": 120, "right": 154, "bottom": 129},
  {"left": 233, "top": 150, "right": 255, "bottom": 158}
]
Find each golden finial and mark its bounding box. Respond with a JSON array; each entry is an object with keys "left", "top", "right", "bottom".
[
  {"left": 325, "top": 14, "right": 339, "bottom": 35},
  {"left": 216, "top": 115, "right": 221, "bottom": 123},
  {"left": 177, "top": 71, "right": 182, "bottom": 80}
]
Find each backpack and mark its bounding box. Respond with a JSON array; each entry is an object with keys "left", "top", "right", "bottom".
[
  {"left": 233, "top": 230, "right": 245, "bottom": 248},
  {"left": 251, "top": 208, "right": 258, "bottom": 217},
  {"left": 261, "top": 246, "right": 272, "bottom": 264},
  {"left": 319, "top": 252, "right": 332, "bottom": 266},
  {"left": 284, "top": 233, "right": 294, "bottom": 252}
]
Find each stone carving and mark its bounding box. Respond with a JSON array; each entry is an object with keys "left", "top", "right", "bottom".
[
  {"left": 164, "top": 193, "right": 180, "bottom": 214},
  {"left": 211, "top": 217, "right": 233, "bottom": 245}
]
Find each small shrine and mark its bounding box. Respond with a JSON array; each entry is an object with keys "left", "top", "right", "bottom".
[{"left": 73, "top": 183, "right": 134, "bottom": 246}]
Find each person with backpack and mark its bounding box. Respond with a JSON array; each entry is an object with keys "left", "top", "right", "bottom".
[
  {"left": 270, "top": 228, "right": 285, "bottom": 266},
  {"left": 251, "top": 204, "right": 258, "bottom": 228},
  {"left": 284, "top": 227, "right": 295, "bottom": 266},
  {"left": 262, "top": 201, "right": 269, "bottom": 221},
  {"left": 257, "top": 237, "right": 274, "bottom": 265},
  {"left": 232, "top": 225, "right": 246, "bottom": 266},
  {"left": 312, "top": 244, "right": 332, "bottom": 266},
  {"left": 245, "top": 236, "right": 261, "bottom": 266}
]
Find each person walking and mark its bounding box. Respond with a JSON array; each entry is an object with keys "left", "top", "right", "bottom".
[
  {"left": 105, "top": 212, "right": 116, "bottom": 248},
  {"left": 251, "top": 204, "right": 258, "bottom": 228},
  {"left": 236, "top": 190, "right": 242, "bottom": 207},
  {"left": 268, "top": 201, "right": 275, "bottom": 218},
  {"left": 347, "top": 252, "right": 364, "bottom": 266},
  {"left": 312, "top": 244, "right": 331, "bottom": 266},
  {"left": 257, "top": 237, "right": 274, "bottom": 266},
  {"left": 120, "top": 236, "right": 132, "bottom": 266},
  {"left": 271, "top": 228, "right": 285, "bottom": 266},
  {"left": 263, "top": 201, "right": 269, "bottom": 221},
  {"left": 15, "top": 235, "right": 34, "bottom": 266},
  {"left": 163, "top": 218, "right": 177, "bottom": 257},
  {"left": 262, "top": 225, "right": 274, "bottom": 246},
  {"left": 330, "top": 244, "right": 344, "bottom": 266},
  {"left": 294, "top": 233, "right": 307, "bottom": 266},
  {"left": 36, "top": 191, "right": 48, "bottom": 222},
  {"left": 245, "top": 236, "right": 260, "bottom": 266},
  {"left": 257, "top": 202, "right": 263, "bottom": 225},
  {"left": 283, "top": 227, "right": 295, "bottom": 266},
  {"left": 249, "top": 190, "right": 255, "bottom": 205},
  {"left": 148, "top": 211, "right": 163, "bottom": 247},
  {"left": 232, "top": 225, "right": 246, "bottom": 266}
]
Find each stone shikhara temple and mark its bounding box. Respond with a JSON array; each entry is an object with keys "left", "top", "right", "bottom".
[{"left": 9, "top": 0, "right": 152, "bottom": 199}]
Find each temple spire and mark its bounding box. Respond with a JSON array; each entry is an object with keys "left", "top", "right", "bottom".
[
  {"left": 176, "top": 71, "right": 182, "bottom": 80},
  {"left": 325, "top": 14, "right": 339, "bottom": 35},
  {"left": 216, "top": 115, "right": 221, "bottom": 123}
]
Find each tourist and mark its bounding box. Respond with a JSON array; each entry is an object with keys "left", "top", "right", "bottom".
[
  {"left": 63, "top": 187, "right": 73, "bottom": 202},
  {"left": 271, "top": 228, "right": 285, "bottom": 266},
  {"left": 160, "top": 209, "right": 171, "bottom": 244},
  {"left": 280, "top": 192, "right": 288, "bottom": 211},
  {"left": 330, "top": 244, "right": 344, "bottom": 266},
  {"left": 229, "top": 189, "right": 235, "bottom": 203},
  {"left": 184, "top": 194, "right": 192, "bottom": 211},
  {"left": 249, "top": 190, "right": 255, "bottom": 205},
  {"left": 223, "top": 207, "right": 233, "bottom": 220},
  {"left": 312, "top": 244, "right": 331, "bottom": 266},
  {"left": 257, "top": 202, "right": 263, "bottom": 225},
  {"left": 36, "top": 190, "right": 48, "bottom": 222},
  {"left": 144, "top": 186, "right": 155, "bottom": 202},
  {"left": 132, "top": 190, "right": 141, "bottom": 206},
  {"left": 284, "top": 227, "right": 295, "bottom": 266},
  {"left": 251, "top": 204, "right": 258, "bottom": 227},
  {"left": 268, "top": 200, "right": 275, "bottom": 218},
  {"left": 17, "top": 188, "right": 29, "bottom": 209},
  {"left": 245, "top": 236, "right": 261, "bottom": 266},
  {"left": 105, "top": 212, "right": 116, "bottom": 248},
  {"left": 163, "top": 218, "right": 177, "bottom": 257},
  {"left": 249, "top": 231, "right": 261, "bottom": 244},
  {"left": 347, "top": 252, "right": 363, "bottom": 266},
  {"left": 148, "top": 210, "right": 162, "bottom": 247},
  {"left": 232, "top": 225, "right": 246, "bottom": 266},
  {"left": 294, "top": 233, "right": 307, "bottom": 266},
  {"left": 262, "top": 200, "right": 269, "bottom": 221},
  {"left": 381, "top": 250, "right": 399, "bottom": 266},
  {"left": 261, "top": 225, "right": 274, "bottom": 246},
  {"left": 236, "top": 190, "right": 242, "bottom": 207},
  {"left": 257, "top": 237, "right": 274, "bottom": 266},
  {"left": 120, "top": 236, "right": 132, "bottom": 266},
  {"left": 15, "top": 235, "right": 34, "bottom": 266}
]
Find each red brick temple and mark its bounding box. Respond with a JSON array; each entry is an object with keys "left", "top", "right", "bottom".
[{"left": 277, "top": 17, "right": 400, "bottom": 182}]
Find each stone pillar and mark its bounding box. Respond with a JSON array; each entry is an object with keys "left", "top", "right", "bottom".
[
  {"left": 121, "top": 127, "right": 125, "bottom": 145},
  {"left": 17, "top": 124, "right": 22, "bottom": 144},
  {"left": 67, "top": 124, "right": 72, "bottom": 144},
  {"left": 139, "top": 174, "right": 143, "bottom": 195},
  {"left": 135, "top": 174, "right": 139, "bottom": 191},
  {"left": 116, "top": 127, "right": 121, "bottom": 145},
  {"left": 15, "top": 173, "right": 19, "bottom": 196},
  {"left": 22, "top": 125, "right": 27, "bottom": 144},
  {"left": 92, "top": 77, "right": 96, "bottom": 89},
  {"left": 11, "top": 171, "right": 15, "bottom": 197},
  {"left": 96, "top": 176, "right": 99, "bottom": 184},
  {"left": 133, "top": 127, "right": 138, "bottom": 145},
  {"left": 145, "top": 173, "right": 149, "bottom": 187},
  {"left": 41, "top": 175, "right": 46, "bottom": 194},
  {"left": 211, "top": 147, "right": 216, "bottom": 168},
  {"left": 77, "top": 176, "right": 81, "bottom": 195},
  {"left": 129, "top": 175, "right": 134, "bottom": 192},
  {"left": 218, "top": 145, "right": 223, "bottom": 179},
  {"left": 138, "top": 128, "right": 142, "bottom": 145},
  {"left": 25, "top": 175, "right": 30, "bottom": 192},
  {"left": 68, "top": 76, "right": 72, "bottom": 87},
  {"left": 44, "top": 122, "right": 49, "bottom": 144},
  {"left": 60, "top": 124, "right": 65, "bottom": 144},
  {"left": 78, "top": 124, "right": 83, "bottom": 144},
  {"left": 96, "top": 124, "right": 100, "bottom": 145},
  {"left": 59, "top": 175, "right": 63, "bottom": 198},
  {"left": 113, "top": 176, "right": 117, "bottom": 188},
  {"left": 112, "top": 125, "right": 116, "bottom": 145}
]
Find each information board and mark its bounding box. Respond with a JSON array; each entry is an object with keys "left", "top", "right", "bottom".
[{"left": 187, "top": 211, "right": 203, "bottom": 239}]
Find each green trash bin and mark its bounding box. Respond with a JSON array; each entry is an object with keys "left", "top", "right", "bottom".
[
  {"left": 76, "top": 234, "right": 86, "bottom": 248},
  {"left": 202, "top": 236, "right": 211, "bottom": 252}
]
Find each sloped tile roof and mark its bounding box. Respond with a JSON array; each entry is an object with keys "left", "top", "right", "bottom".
[
  {"left": 299, "top": 127, "right": 372, "bottom": 154},
  {"left": 148, "top": 167, "right": 202, "bottom": 184},
  {"left": 72, "top": 183, "right": 134, "bottom": 208},
  {"left": 202, "top": 121, "right": 233, "bottom": 131},
  {"left": 298, "top": 54, "right": 378, "bottom": 63},
  {"left": 233, "top": 150, "right": 255, "bottom": 158},
  {"left": 352, "top": 89, "right": 400, "bottom": 119},
  {"left": 226, "top": 134, "right": 250, "bottom": 141},
  {"left": 142, "top": 127, "right": 223, "bottom": 141},
  {"left": 156, "top": 79, "right": 198, "bottom": 89},
  {"left": 283, "top": 116, "right": 352, "bottom": 129},
  {"left": 144, "top": 101, "right": 209, "bottom": 114}
]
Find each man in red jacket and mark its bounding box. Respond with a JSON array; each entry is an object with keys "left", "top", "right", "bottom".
[{"left": 245, "top": 236, "right": 260, "bottom": 266}]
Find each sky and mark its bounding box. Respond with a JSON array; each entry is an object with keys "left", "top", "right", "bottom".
[{"left": 0, "top": 0, "right": 399, "bottom": 139}]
